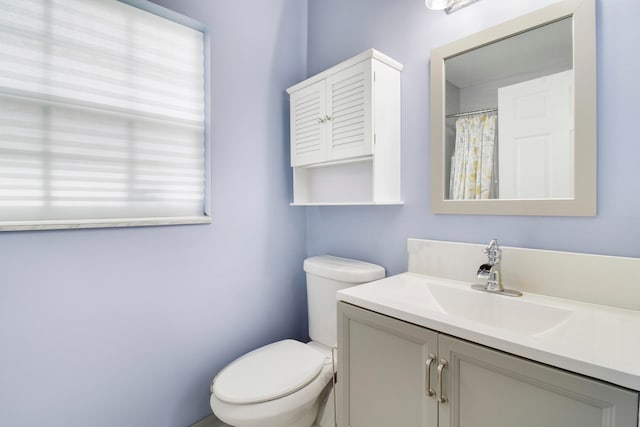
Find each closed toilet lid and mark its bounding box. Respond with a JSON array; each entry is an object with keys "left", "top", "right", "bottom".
[{"left": 212, "top": 339, "right": 327, "bottom": 404}]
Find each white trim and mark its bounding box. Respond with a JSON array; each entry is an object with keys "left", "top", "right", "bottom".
[
  {"left": 203, "top": 27, "right": 213, "bottom": 217},
  {"left": 0, "top": 216, "right": 211, "bottom": 232},
  {"left": 290, "top": 202, "right": 404, "bottom": 206},
  {"left": 118, "top": 0, "right": 207, "bottom": 31}
]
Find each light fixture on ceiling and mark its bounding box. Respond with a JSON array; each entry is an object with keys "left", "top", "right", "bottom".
[{"left": 426, "top": 0, "right": 482, "bottom": 14}]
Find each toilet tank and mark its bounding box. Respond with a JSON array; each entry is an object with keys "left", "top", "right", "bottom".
[{"left": 303, "top": 255, "right": 385, "bottom": 348}]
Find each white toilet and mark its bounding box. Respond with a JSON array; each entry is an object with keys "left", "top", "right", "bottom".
[{"left": 210, "top": 255, "right": 385, "bottom": 427}]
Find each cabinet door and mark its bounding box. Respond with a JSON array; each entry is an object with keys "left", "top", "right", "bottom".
[
  {"left": 338, "top": 303, "right": 438, "bottom": 427},
  {"left": 326, "top": 61, "right": 373, "bottom": 162},
  {"left": 290, "top": 80, "right": 326, "bottom": 166},
  {"left": 438, "top": 334, "right": 639, "bottom": 427}
]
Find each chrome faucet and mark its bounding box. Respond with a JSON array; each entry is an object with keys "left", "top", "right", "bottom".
[
  {"left": 472, "top": 239, "right": 523, "bottom": 297},
  {"left": 477, "top": 239, "right": 503, "bottom": 291}
]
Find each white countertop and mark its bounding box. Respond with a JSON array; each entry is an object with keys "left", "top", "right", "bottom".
[{"left": 337, "top": 272, "right": 640, "bottom": 391}]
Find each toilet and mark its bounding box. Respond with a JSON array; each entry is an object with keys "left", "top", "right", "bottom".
[{"left": 210, "top": 255, "right": 385, "bottom": 427}]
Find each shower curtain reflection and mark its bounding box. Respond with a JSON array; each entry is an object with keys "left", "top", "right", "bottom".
[{"left": 449, "top": 113, "right": 498, "bottom": 200}]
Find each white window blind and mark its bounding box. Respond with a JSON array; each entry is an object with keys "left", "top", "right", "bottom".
[{"left": 0, "top": 0, "right": 209, "bottom": 230}]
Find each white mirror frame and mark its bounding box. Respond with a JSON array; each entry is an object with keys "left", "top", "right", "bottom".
[{"left": 430, "top": 0, "right": 596, "bottom": 216}]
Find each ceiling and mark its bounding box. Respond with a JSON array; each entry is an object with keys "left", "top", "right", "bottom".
[{"left": 446, "top": 17, "right": 573, "bottom": 88}]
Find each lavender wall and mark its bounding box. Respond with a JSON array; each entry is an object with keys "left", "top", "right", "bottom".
[
  {"left": 306, "top": 0, "right": 640, "bottom": 275},
  {"left": 2, "top": 1, "right": 639, "bottom": 426},
  {"left": 0, "top": 1, "right": 308, "bottom": 426}
]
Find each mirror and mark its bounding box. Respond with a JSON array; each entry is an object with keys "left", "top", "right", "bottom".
[{"left": 430, "top": 0, "right": 596, "bottom": 216}]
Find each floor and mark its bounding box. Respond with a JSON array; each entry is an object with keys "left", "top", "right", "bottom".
[{"left": 190, "top": 414, "right": 230, "bottom": 427}]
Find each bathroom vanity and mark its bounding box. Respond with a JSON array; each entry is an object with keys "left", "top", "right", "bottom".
[{"left": 336, "top": 240, "right": 640, "bottom": 427}]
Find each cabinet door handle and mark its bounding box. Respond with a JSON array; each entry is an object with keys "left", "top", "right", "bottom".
[
  {"left": 317, "top": 117, "right": 325, "bottom": 124},
  {"left": 437, "top": 358, "right": 448, "bottom": 404},
  {"left": 324, "top": 115, "right": 332, "bottom": 121},
  {"left": 425, "top": 354, "right": 436, "bottom": 397}
]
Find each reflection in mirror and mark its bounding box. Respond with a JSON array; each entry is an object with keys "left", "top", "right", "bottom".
[
  {"left": 430, "top": 0, "right": 596, "bottom": 216},
  {"left": 445, "top": 18, "right": 573, "bottom": 201}
]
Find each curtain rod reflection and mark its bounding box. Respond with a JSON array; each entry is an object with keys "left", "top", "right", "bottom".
[{"left": 446, "top": 107, "right": 497, "bottom": 119}]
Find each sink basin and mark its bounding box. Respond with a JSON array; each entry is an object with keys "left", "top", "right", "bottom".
[
  {"left": 382, "top": 275, "right": 574, "bottom": 335},
  {"left": 426, "top": 282, "right": 573, "bottom": 335}
]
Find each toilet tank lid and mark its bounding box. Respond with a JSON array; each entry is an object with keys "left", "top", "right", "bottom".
[{"left": 303, "top": 255, "right": 385, "bottom": 283}]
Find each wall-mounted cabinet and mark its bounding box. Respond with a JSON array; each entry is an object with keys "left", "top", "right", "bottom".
[
  {"left": 338, "top": 302, "right": 639, "bottom": 427},
  {"left": 286, "top": 49, "right": 403, "bottom": 205}
]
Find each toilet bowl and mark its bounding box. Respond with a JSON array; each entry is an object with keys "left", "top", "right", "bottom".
[
  {"left": 211, "top": 341, "right": 334, "bottom": 427},
  {"left": 209, "top": 256, "right": 385, "bottom": 427}
]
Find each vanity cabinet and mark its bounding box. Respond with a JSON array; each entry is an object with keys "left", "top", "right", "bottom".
[
  {"left": 338, "top": 302, "right": 439, "bottom": 426},
  {"left": 286, "top": 49, "right": 402, "bottom": 205},
  {"left": 337, "top": 302, "right": 639, "bottom": 427}
]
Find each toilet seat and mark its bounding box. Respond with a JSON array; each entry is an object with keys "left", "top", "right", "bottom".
[
  {"left": 212, "top": 339, "right": 327, "bottom": 404},
  {"left": 210, "top": 341, "right": 335, "bottom": 427}
]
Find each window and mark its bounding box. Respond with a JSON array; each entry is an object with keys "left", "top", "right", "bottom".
[{"left": 0, "top": 0, "right": 210, "bottom": 230}]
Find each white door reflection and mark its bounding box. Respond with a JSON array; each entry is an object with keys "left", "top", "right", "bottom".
[{"left": 498, "top": 70, "right": 574, "bottom": 199}]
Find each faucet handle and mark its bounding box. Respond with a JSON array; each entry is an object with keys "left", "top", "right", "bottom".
[
  {"left": 483, "top": 239, "right": 500, "bottom": 252},
  {"left": 482, "top": 239, "right": 501, "bottom": 263}
]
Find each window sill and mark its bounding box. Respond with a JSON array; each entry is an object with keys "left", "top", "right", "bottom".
[{"left": 0, "top": 216, "right": 212, "bottom": 232}]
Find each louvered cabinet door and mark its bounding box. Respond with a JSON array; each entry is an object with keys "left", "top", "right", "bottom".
[
  {"left": 290, "top": 80, "right": 326, "bottom": 167},
  {"left": 325, "top": 61, "right": 373, "bottom": 162}
]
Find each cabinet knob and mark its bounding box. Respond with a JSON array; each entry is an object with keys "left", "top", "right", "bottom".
[
  {"left": 317, "top": 117, "right": 325, "bottom": 124},
  {"left": 324, "top": 115, "right": 332, "bottom": 121},
  {"left": 437, "top": 359, "right": 449, "bottom": 404},
  {"left": 425, "top": 354, "right": 436, "bottom": 397}
]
